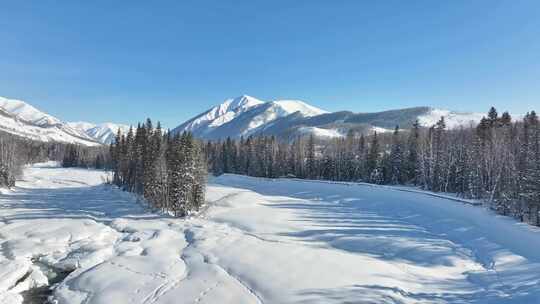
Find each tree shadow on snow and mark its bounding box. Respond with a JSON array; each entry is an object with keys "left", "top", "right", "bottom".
[
  {"left": 214, "top": 177, "right": 540, "bottom": 303},
  {"left": 0, "top": 184, "right": 162, "bottom": 224}
]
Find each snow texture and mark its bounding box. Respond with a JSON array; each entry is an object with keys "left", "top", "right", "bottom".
[{"left": 1, "top": 165, "right": 539, "bottom": 303}]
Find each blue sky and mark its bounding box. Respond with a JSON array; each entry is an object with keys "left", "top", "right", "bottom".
[{"left": 1, "top": 1, "right": 539, "bottom": 126}]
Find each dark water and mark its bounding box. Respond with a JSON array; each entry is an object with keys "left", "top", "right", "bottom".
[{"left": 21, "top": 262, "right": 73, "bottom": 304}]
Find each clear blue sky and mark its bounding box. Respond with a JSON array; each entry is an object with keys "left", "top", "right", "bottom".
[{"left": 1, "top": 1, "right": 539, "bottom": 126}]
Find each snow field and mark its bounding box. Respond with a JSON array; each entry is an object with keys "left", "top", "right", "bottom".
[{"left": 1, "top": 164, "right": 540, "bottom": 303}]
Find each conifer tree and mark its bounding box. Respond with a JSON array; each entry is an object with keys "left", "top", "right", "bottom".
[
  {"left": 407, "top": 120, "right": 420, "bottom": 185},
  {"left": 306, "top": 134, "right": 316, "bottom": 179},
  {"left": 389, "top": 126, "right": 404, "bottom": 184},
  {"left": 366, "top": 132, "right": 380, "bottom": 181}
]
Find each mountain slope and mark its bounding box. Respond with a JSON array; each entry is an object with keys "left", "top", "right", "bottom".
[
  {"left": 173, "top": 95, "right": 487, "bottom": 140},
  {"left": 418, "top": 108, "right": 486, "bottom": 129},
  {"left": 172, "top": 95, "right": 328, "bottom": 139},
  {"left": 176, "top": 95, "right": 265, "bottom": 135},
  {"left": 0, "top": 96, "right": 101, "bottom": 146}
]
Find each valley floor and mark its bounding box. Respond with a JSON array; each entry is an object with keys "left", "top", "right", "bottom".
[{"left": 1, "top": 163, "right": 540, "bottom": 304}]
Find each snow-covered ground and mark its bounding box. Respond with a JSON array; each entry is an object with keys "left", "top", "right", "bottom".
[{"left": 1, "top": 164, "right": 540, "bottom": 304}]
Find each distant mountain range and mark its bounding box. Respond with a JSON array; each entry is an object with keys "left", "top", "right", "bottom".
[
  {"left": 0, "top": 96, "right": 128, "bottom": 146},
  {"left": 67, "top": 122, "right": 131, "bottom": 145},
  {"left": 172, "top": 95, "right": 486, "bottom": 140},
  {"left": 0, "top": 94, "right": 492, "bottom": 145}
]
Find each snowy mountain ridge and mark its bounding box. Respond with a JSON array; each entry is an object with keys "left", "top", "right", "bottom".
[
  {"left": 0, "top": 94, "right": 497, "bottom": 144},
  {"left": 172, "top": 95, "right": 328, "bottom": 139},
  {"left": 0, "top": 96, "right": 101, "bottom": 146},
  {"left": 180, "top": 95, "right": 265, "bottom": 134},
  {"left": 173, "top": 95, "right": 489, "bottom": 140},
  {"left": 0, "top": 96, "right": 62, "bottom": 127},
  {"left": 68, "top": 122, "right": 131, "bottom": 144}
]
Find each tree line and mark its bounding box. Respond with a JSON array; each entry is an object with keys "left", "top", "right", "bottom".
[
  {"left": 205, "top": 107, "right": 540, "bottom": 226},
  {"left": 62, "top": 144, "right": 110, "bottom": 169},
  {"left": 110, "top": 119, "right": 206, "bottom": 217}
]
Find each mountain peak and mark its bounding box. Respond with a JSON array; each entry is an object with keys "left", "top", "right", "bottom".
[
  {"left": 222, "top": 95, "right": 264, "bottom": 113},
  {"left": 172, "top": 95, "right": 331, "bottom": 139}
]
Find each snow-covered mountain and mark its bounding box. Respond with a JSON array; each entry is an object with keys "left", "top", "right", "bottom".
[
  {"left": 172, "top": 95, "right": 328, "bottom": 139},
  {"left": 68, "top": 122, "right": 131, "bottom": 144},
  {"left": 0, "top": 96, "right": 101, "bottom": 146},
  {"left": 0, "top": 94, "right": 491, "bottom": 145},
  {"left": 175, "top": 95, "right": 265, "bottom": 135},
  {"left": 173, "top": 96, "right": 489, "bottom": 140}
]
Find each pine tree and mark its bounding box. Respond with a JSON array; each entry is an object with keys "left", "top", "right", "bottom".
[
  {"left": 366, "top": 132, "right": 380, "bottom": 181},
  {"left": 306, "top": 134, "right": 316, "bottom": 179},
  {"left": 501, "top": 111, "right": 512, "bottom": 126},
  {"left": 488, "top": 106, "right": 499, "bottom": 126},
  {"left": 432, "top": 117, "right": 446, "bottom": 192},
  {"left": 407, "top": 120, "right": 420, "bottom": 185},
  {"left": 356, "top": 134, "right": 366, "bottom": 180},
  {"left": 521, "top": 111, "right": 540, "bottom": 224},
  {"left": 389, "top": 126, "right": 404, "bottom": 184},
  {"left": 191, "top": 139, "right": 207, "bottom": 211},
  {"left": 344, "top": 130, "right": 356, "bottom": 181}
]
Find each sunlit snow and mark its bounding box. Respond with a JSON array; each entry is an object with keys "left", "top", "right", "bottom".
[{"left": 1, "top": 164, "right": 539, "bottom": 303}]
